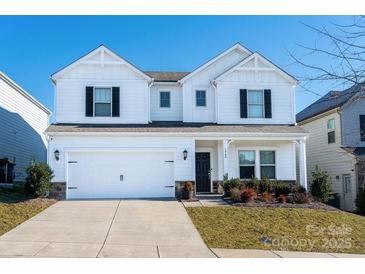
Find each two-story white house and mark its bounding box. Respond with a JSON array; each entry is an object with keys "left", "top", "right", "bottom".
[
  {"left": 0, "top": 72, "right": 50, "bottom": 184},
  {"left": 46, "top": 44, "right": 308, "bottom": 200},
  {"left": 297, "top": 84, "right": 365, "bottom": 211}
]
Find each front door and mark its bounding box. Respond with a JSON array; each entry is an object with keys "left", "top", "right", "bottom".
[
  {"left": 342, "top": 174, "right": 353, "bottom": 211},
  {"left": 195, "top": 152, "right": 211, "bottom": 193}
]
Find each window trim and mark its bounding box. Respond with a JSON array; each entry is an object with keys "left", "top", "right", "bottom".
[
  {"left": 247, "top": 89, "right": 265, "bottom": 118},
  {"left": 159, "top": 91, "right": 171, "bottom": 109},
  {"left": 259, "top": 150, "right": 276, "bottom": 179},
  {"left": 93, "top": 87, "right": 112, "bottom": 117},
  {"left": 195, "top": 89, "right": 207, "bottom": 107},
  {"left": 238, "top": 150, "right": 256, "bottom": 179},
  {"left": 327, "top": 118, "right": 336, "bottom": 144},
  {"left": 360, "top": 115, "right": 365, "bottom": 142}
]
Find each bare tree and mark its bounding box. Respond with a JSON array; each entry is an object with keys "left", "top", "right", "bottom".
[{"left": 289, "top": 16, "right": 365, "bottom": 95}]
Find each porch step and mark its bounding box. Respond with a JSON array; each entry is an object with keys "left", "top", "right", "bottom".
[{"left": 196, "top": 193, "right": 223, "bottom": 200}]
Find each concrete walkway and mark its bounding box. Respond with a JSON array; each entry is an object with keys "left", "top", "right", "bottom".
[{"left": 0, "top": 199, "right": 215, "bottom": 258}]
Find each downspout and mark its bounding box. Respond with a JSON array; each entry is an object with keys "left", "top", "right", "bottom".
[
  {"left": 148, "top": 78, "right": 154, "bottom": 123},
  {"left": 211, "top": 80, "right": 218, "bottom": 123}
]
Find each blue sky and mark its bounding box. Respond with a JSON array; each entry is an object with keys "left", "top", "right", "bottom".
[{"left": 0, "top": 16, "right": 355, "bottom": 116}]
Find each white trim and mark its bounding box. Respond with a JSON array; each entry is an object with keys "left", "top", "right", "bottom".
[
  {"left": 93, "top": 86, "right": 112, "bottom": 117},
  {"left": 51, "top": 45, "right": 152, "bottom": 82},
  {"left": 214, "top": 52, "right": 298, "bottom": 84},
  {"left": 247, "top": 89, "right": 265, "bottom": 118},
  {"left": 0, "top": 71, "right": 51, "bottom": 115},
  {"left": 179, "top": 43, "right": 252, "bottom": 83}
]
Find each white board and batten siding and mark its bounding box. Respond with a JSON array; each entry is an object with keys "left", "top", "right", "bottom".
[
  {"left": 0, "top": 72, "right": 50, "bottom": 181},
  {"left": 300, "top": 112, "right": 357, "bottom": 210},
  {"left": 150, "top": 84, "right": 183, "bottom": 121},
  {"left": 217, "top": 71, "right": 296, "bottom": 124},
  {"left": 182, "top": 48, "right": 250, "bottom": 123},
  {"left": 55, "top": 64, "right": 149, "bottom": 124}
]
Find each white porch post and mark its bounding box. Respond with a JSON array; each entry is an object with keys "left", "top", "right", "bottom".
[
  {"left": 298, "top": 139, "right": 308, "bottom": 190},
  {"left": 223, "top": 139, "right": 232, "bottom": 178}
]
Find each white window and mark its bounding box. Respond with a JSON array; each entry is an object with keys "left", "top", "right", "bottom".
[
  {"left": 260, "top": 151, "right": 276, "bottom": 179},
  {"left": 248, "top": 90, "right": 264, "bottom": 118},
  {"left": 238, "top": 150, "right": 255, "bottom": 179},
  {"left": 327, "top": 118, "right": 335, "bottom": 144},
  {"left": 160, "top": 91, "right": 171, "bottom": 108},
  {"left": 94, "top": 87, "right": 112, "bottom": 117},
  {"left": 196, "top": 90, "right": 207, "bottom": 107}
]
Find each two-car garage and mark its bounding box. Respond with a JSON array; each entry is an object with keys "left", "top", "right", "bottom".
[{"left": 66, "top": 151, "right": 175, "bottom": 199}]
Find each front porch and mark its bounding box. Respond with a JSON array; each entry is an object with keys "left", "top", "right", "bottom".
[{"left": 193, "top": 137, "right": 307, "bottom": 195}]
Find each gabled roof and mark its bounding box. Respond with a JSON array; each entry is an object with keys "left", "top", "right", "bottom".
[
  {"left": 214, "top": 52, "right": 298, "bottom": 84},
  {"left": 144, "top": 71, "right": 189, "bottom": 82},
  {"left": 179, "top": 43, "right": 252, "bottom": 83},
  {"left": 50, "top": 45, "right": 152, "bottom": 82},
  {"left": 296, "top": 83, "right": 365, "bottom": 123},
  {"left": 0, "top": 71, "right": 51, "bottom": 115}
]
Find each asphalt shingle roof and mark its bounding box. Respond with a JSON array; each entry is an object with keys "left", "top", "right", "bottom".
[
  {"left": 144, "top": 71, "right": 190, "bottom": 82},
  {"left": 296, "top": 83, "right": 365, "bottom": 123},
  {"left": 46, "top": 122, "right": 307, "bottom": 135}
]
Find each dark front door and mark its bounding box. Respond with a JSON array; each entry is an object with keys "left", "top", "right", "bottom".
[{"left": 195, "top": 152, "right": 211, "bottom": 193}]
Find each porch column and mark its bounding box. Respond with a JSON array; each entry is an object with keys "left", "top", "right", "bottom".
[
  {"left": 298, "top": 139, "right": 308, "bottom": 190},
  {"left": 223, "top": 139, "right": 232, "bottom": 178}
]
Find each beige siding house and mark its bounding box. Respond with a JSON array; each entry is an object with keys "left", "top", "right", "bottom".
[{"left": 297, "top": 84, "right": 365, "bottom": 211}]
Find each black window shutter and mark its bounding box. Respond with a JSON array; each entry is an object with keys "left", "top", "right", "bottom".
[
  {"left": 264, "top": 89, "right": 272, "bottom": 118},
  {"left": 85, "top": 86, "right": 93, "bottom": 117},
  {"left": 240, "top": 89, "right": 247, "bottom": 118},
  {"left": 112, "top": 87, "right": 120, "bottom": 117},
  {"left": 360, "top": 115, "right": 365, "bottom": 141}
]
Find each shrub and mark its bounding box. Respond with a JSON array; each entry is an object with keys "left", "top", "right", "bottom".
[
  {"left": 245, "top": 177, "right": 260, "bottom": 192},
  {"left": 230, "top": 187, "right": 242, "bottom": 202},
  {"left": 310, "top": 165, "right": 331, "bottom": 203},
  {"left": 258, "top": 176, "right": 273, "bottom": 193},
  {"left": 277, "top": 194, "right": 287, "bottom": 203},
  {"left": 290, "top": 192, "right": 310, "bottom": 204},
  {"left": 25, "top": 161, "right": 54, "bottom": 197},
  {"left": 292, "top": 184, "right": 307, "bottom": 194},
  {"left": 273, "top": 181, "right": 291, "bottom": 197},
  {"left": 184, "top": 181, "right": 193, "bottom": 192},
  {"left": 241, "top": 188, "right": 256, "bottom": 203},
  {"left": 261, "top": 191, "right": 272, "bottom": 203},
  {"left": 355, "top": 187, "right": 365, "bottom": 214},
  {"left": 223, "top": 177, "right": 241, "bottom": 196}
]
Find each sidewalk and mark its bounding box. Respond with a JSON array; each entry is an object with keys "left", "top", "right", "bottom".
[{"left": 211, "top": 248, "right": 365, "bottom": 258}]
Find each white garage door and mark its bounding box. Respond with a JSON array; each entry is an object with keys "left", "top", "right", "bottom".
[{"left": 67, "top": 151, "right": 175, "bottom": 199}]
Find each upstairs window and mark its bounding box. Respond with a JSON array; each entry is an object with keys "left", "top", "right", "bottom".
[
  {"left": 327, "top": 118, "right": 335, "bottom": 144},
  {"left": 248, "top": 90, "right": 264, "bottom": 118},
  {"left": 360, "top": 115, "right": 365, "bottom": 141},
  {"left": 94, "top": 87, "right": 112, "bottom": 117},
  {"left": 196, "top": 90, "right": 207, "bottom": 107},
  {"left": 160, "top": 91, "right": 171, "bottom": 108},
  {"left": 239, "top": 150, "right": 255, "bottom": 179},
  {"left": 260, "top": 151, "right": 276, "bottom": 179}
]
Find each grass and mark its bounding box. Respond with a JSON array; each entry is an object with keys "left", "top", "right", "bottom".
[
  {"left": 0, "top": 188, "right": 56, "bottom": 236},
  {"left": 186, "top": 206, "right": 365, "bottom": 254}
]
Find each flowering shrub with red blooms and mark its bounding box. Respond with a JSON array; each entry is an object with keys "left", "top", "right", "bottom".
[
  {"left": 241, "top": 188, "right": 256, "bottom": 202},
  {"left": 277, "top": 194, "right": 287, "bottom": 203},
  {"left": 261, "top": 191, "right": 272, "bottom": 202}
]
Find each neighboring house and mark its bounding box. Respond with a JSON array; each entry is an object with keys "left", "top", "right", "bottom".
[
  {"left": 297, "top": 84, "right": 365, "bottom": 211},
  {"left": 45, "top": 44, "right": 308, "bottom": 200},
  {"left": 0, "top": 72, "right": 50, "bottom": 184}
]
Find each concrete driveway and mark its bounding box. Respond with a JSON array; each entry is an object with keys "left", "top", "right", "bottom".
[{"left": 0, "top": 199, "right": 215, "bottom": 258}]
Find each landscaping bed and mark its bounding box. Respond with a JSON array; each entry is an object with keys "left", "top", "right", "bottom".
[
  {"left": 186, "top": 206, "right": 365, "bottom": 254},
  {"left": 0, "top": 188, "right": 56, "bottom": 236}
]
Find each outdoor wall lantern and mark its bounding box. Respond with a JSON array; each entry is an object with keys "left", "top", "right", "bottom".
[
  {"left": 54, "top": 150, "right": 60, "bottom": 161},
  {"left": 183, "top": 149, "right": 188, "bottom": 160}
]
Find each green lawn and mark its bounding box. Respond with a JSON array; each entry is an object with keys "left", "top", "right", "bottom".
[
  {"left": 186, "top": 207, "right": 365, "bottom": 254},
  {"left": 0, "top": 189, "right": 56, "bottom": 236}
]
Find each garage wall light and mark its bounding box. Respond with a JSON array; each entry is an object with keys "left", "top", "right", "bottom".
[
  {"left": 54, "top": 150, "right": 60, "bottom": 161},
  {"left": 183, "top": 149, "right": 188, "bottom": 160}
]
